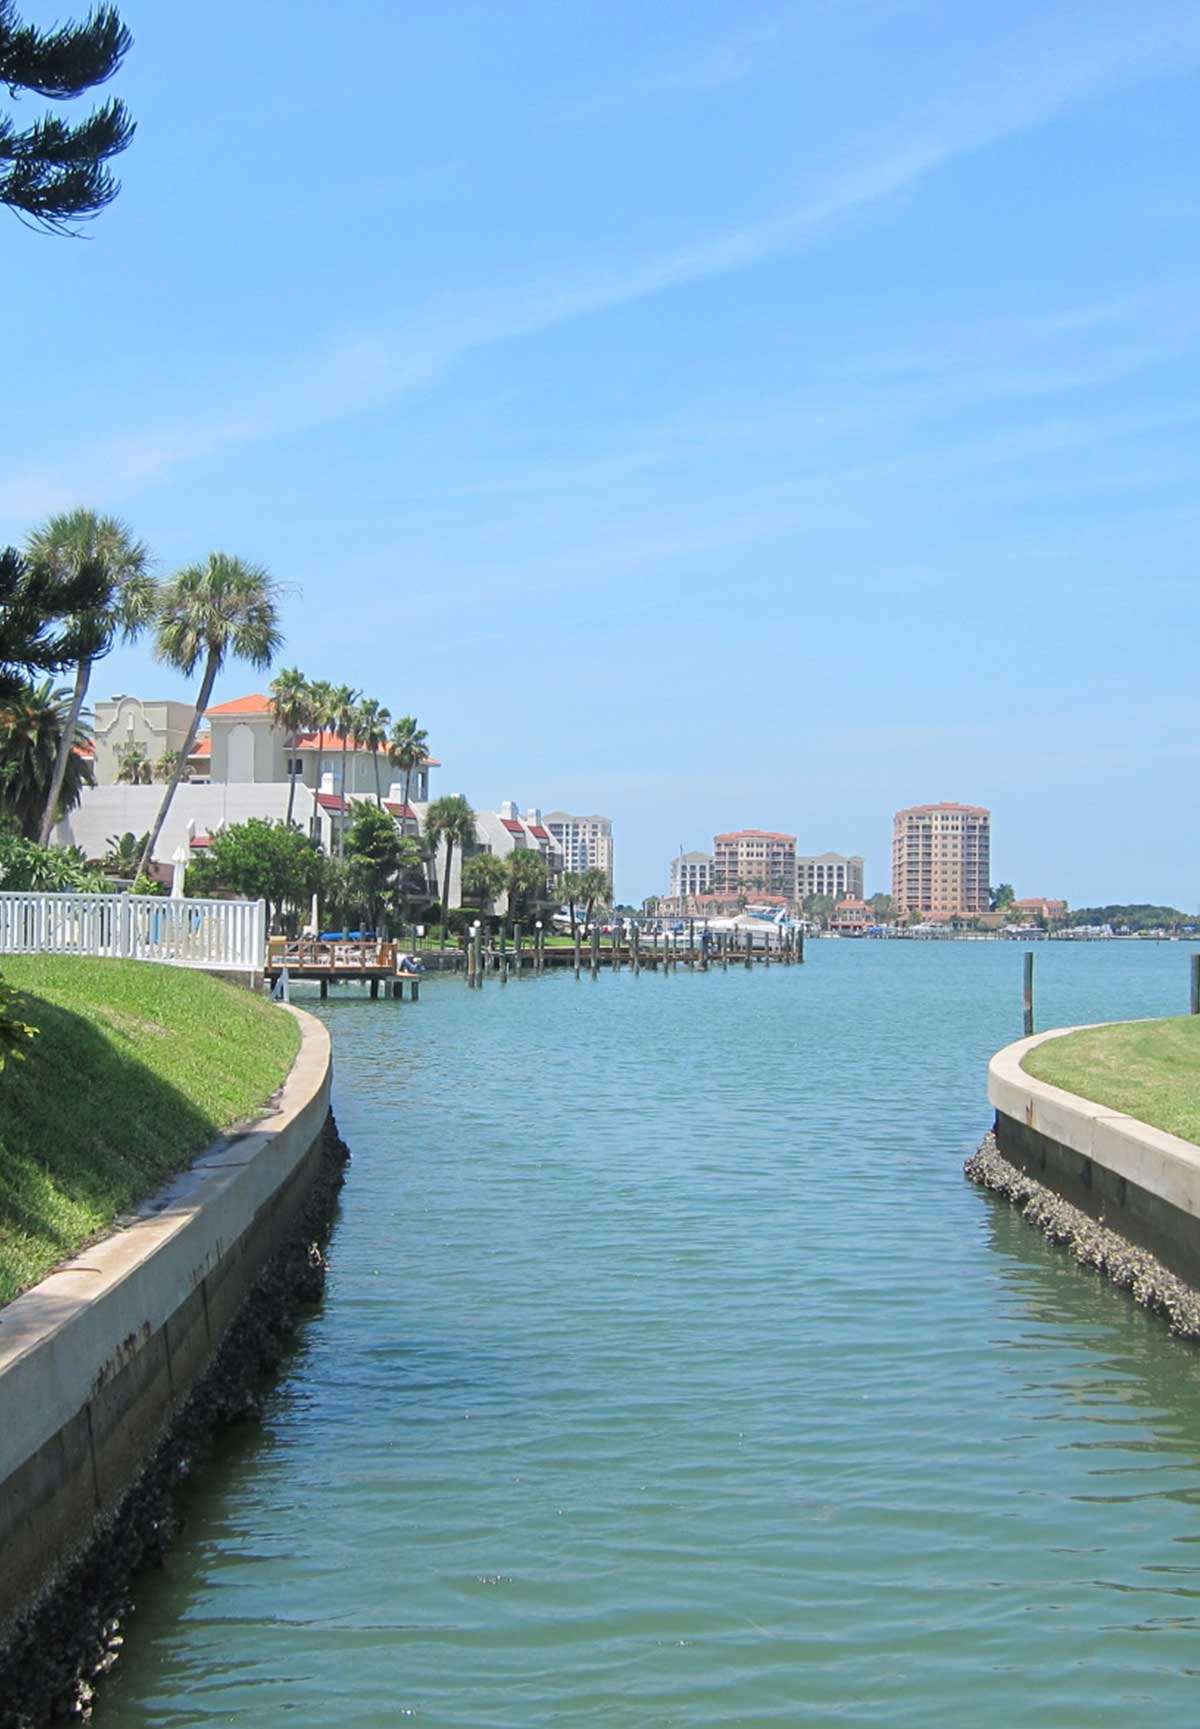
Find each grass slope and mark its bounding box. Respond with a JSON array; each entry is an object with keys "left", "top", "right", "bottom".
[
  {"left": 1023, "top": 1015, "right": 1200, "bottom": 1146},
  {"left": 0, "top": 958, "right": 301, "bottom": 1304}
]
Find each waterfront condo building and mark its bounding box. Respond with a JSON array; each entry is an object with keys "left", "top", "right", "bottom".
[
  {"left": 796, "top": 852, "right": 864, "bottom": 904},
  {"left": 544, "top": 811, "right": 614, "bottom": 890},
  {"left": 712, "top": 830, "right": 797, "bottom": 902},
  {"left": 892, "top": 803, "right": 991, "bottom": 918},
  {"left": 668, "top": 851, "right": 714, "bottom": 900}
]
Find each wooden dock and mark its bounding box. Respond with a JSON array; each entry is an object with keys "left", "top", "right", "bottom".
[
  {"left": 266, "top": 939, "right": 423, "bottom": 999},
  {"left": 464, "top": 924, "right": 804, "bottom": 984}
]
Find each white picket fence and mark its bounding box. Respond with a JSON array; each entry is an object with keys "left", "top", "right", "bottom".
[{"left": 0, "top": 892, "right": 267, "bottom": 974}]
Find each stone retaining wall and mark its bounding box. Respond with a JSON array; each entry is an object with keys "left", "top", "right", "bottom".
[
  {"left": 0, "top": 1005, "right": 333, "bottom": 1659},
  {"left": 972, "top": 1025, "right": 1200, "bottom": 1293}
]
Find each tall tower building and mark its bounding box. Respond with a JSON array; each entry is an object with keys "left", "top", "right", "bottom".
[
  {"left": 712, "top": 830, "right": 797, "bottom": 902},
  {"left": 892, "top": 803, "right": 990, "bottom": 917},
  {"left": 544, "top": 811, "right": 614, "bottom": 890}
]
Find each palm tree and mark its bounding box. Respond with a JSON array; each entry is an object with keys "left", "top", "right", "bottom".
[
  {"left": 26, "top": 509, "right": 155, "bottom": 846},
  {"left": 424, "top": 793, "right": 476, "bottom": 945},
  {"left": 0, "top": 679, "right": 93, "bottom": 839},
  {"left": 579, "top": 866, "right": 611, "bottom": 935},
  {"left": 387, "top": 715, "right": 428, "bottom": 836},
  {"left": 462, "top": 852, "right": 507, "bottom": 927},
  {"left": 355, "top": 696, "right": 391, "bottom": 807},
  {"left": 269, "top": 667, "right": 313, "bottom": 827},
  {"left": 115, "top": 742, "right": 152, "bottom": 784},
  {"left": 327, "top": 685, "right": 360, "bottom": 857},
  {"left": 154, "top": 748, "right": 180, "bottom": 783},
  {"left": 303, "top": 677, "right": 336, "bottom": 832},
  {"left": 505, "top": 849, "right": 548, "bottom": 933},
  {"left": 138, "top": 555, "right": 282, "bottom": 877},
  {"left": 560, "top": 869, "right": 583, "bottom": 940}
]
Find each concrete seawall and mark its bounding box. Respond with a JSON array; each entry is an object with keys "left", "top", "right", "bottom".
[
  {"left": 0, "top": 1004, "right": 339, "bottom": 1722},
  {"left": 968, "top": 1025, "right": 1200, "bottom": 1329}
]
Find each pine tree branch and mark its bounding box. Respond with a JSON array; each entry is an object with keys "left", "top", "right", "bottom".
[{"left": 0, "top": 3, "right": 130, "bottom": 99}]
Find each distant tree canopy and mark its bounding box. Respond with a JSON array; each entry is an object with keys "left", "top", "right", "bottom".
[
  {"left": 1067, "top": 904, "right": 1193, "bottom": 931},
  {"left": 0, "top": 1, "right": 134, "bottom": 231},
  {"left": 990, "top": 883, "right": 1015, "bottom": 910}
]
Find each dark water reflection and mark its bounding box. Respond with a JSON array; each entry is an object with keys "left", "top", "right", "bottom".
[{"left": 95, "top": 941, "right": 1200, "bottom": 1727}]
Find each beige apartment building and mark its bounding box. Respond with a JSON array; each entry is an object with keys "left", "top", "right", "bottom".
[
  {"left": 544, "top": 811, "right": 614, "bottom": 890},
  {"left": 712, "top": 830, "right": 797, "bottom": 901},
  {"left": 892, "top": 803, "right": 991, "bottom": 917}
]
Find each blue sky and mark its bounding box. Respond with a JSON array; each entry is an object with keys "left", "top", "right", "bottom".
[{"left": 5, "top": 0, "right": 1200, "bottom": 906}]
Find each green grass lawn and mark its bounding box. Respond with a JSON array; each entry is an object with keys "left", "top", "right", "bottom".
[
  {"left": 0, "top": 957, "right": 301, "bottom": 1305},
  {"left": 1023, "top": 1015, "right": 1200, "bottom": 1146}
]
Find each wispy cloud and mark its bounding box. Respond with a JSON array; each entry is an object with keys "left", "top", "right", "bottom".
[{"left": 3, "top": 5, "right": 1198, "bottom": 523}]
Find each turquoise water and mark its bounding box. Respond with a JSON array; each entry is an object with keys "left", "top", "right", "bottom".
[{"left": 96, "top": 942, "right": 1200, "bottom": 1727}]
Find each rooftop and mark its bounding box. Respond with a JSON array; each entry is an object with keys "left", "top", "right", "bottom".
[
  {"left": 205, "top": 692, "right": 272, "bottom": 716},
  {"left": 714, "top": 830, "right": 796, "bottom": 843},
  {"left": 203, "top": 695, "right": 440, "bottom": 763},
  {"left": 896, "top": 803, "right": 990, "bottom": 818}
]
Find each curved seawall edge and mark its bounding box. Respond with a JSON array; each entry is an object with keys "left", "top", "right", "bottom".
[
  {"left": 0, "top": 1003, "right": 341, "bottom": 1723},
  {"left": 970, "top": 1023, "right": 1200, "bottom": 1312}
]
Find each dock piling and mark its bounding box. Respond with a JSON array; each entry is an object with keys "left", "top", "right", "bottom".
[{"left": 1023, "top": 950, "right": 1035, "bottom": 1037}]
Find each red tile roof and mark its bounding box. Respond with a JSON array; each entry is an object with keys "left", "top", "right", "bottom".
[
  {"left": 296, "top": 730, "right": 375, "bottom": 754},
  {"left": 295, "top": 730, "right": 440, "bottom": 766},
  {"left": 190, "top": 834, "right": 213, "bottom": 848},
  {"left": 500, "top": 818, "right": 525, "bottom": 835},
  {"left": 206, "top": 693, "right": 273, "bottom": 716},
  {"left": 189, "top": 735, "right": 211, "bottom": 757},
  {"left": 315, "top": 791, "right": 347, "bottom": 812},
  {"left": 897, "top": 803, "right": 989, "bottom": 817},
  {"left": 203, "top": 698, "right": 440, "bottom": 764},
  {"left": 384, "top": 802, "right": 419, "bottom": 821},
  {"left": 527, "top": 825, "right": 550, "bottom": 840},
  {"left": 72, "top": 740, "right": 96, "bottom": 758},
  {"left": 714, "top": 830, "right": 796, "bottom": 842}
]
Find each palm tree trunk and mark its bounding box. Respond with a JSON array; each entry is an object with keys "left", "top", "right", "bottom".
[
  {"left": 568, "top": 895, "right": 577, "bottom": 941},
  {"left": 38, "top": 657, "right": 90, "bottom": 847},
  {"left": 339, "top": 737, "right": 349, "bottom": 857},
  {"left": 402, "top": 765, "right": 413, "bottom": 837},
  {"left": 286, "top": 732, "right": 298, "bottom": 826},
  {"left": 138, "top": 656, "right": 217, "bottom": 879},
  {"left": 441, "top": 840, "right": 453, "bottom": 946},
  {"left": 373, "top": 751, "right": 382, "bottom": 808},
  {"left": 311, "top": 741, "right": 324, "bottom": 842}
]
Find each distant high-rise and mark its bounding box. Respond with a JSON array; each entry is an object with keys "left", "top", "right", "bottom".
[
  {"left": 712, "top": 830, "right": 797, "bottom": 901},
  {"left": 892, "top": 803, "right": 990, "bottom": 917},
  {"left": 669, "top": 851, "right": 713, "bottom": 900},
  {"left": 796, "top": 852, "right": 864, "bottom": 903},
  {"left": 545, "top": 811, "right": 614, "bottom": 890}
]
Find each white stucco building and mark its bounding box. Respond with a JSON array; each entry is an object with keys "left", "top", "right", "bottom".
[
  {"left": 668, "top": 851, "right": 713, "bottom": 899},
  {"left": 796, "top": 852, "right": 865, "bottom": 903}
]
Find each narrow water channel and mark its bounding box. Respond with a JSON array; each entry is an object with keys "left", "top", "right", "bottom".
[{"left": 96, "top": 942, "right": 1200, "bottom": 1727}]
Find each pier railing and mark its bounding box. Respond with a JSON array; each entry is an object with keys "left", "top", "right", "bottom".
[{"left": 0, "top": 892, "right": 266, "bottom": 974}]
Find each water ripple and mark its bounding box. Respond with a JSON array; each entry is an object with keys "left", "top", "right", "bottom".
[{"left": 95, "top": 944, "right": 1200, "bottom": 1728}]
